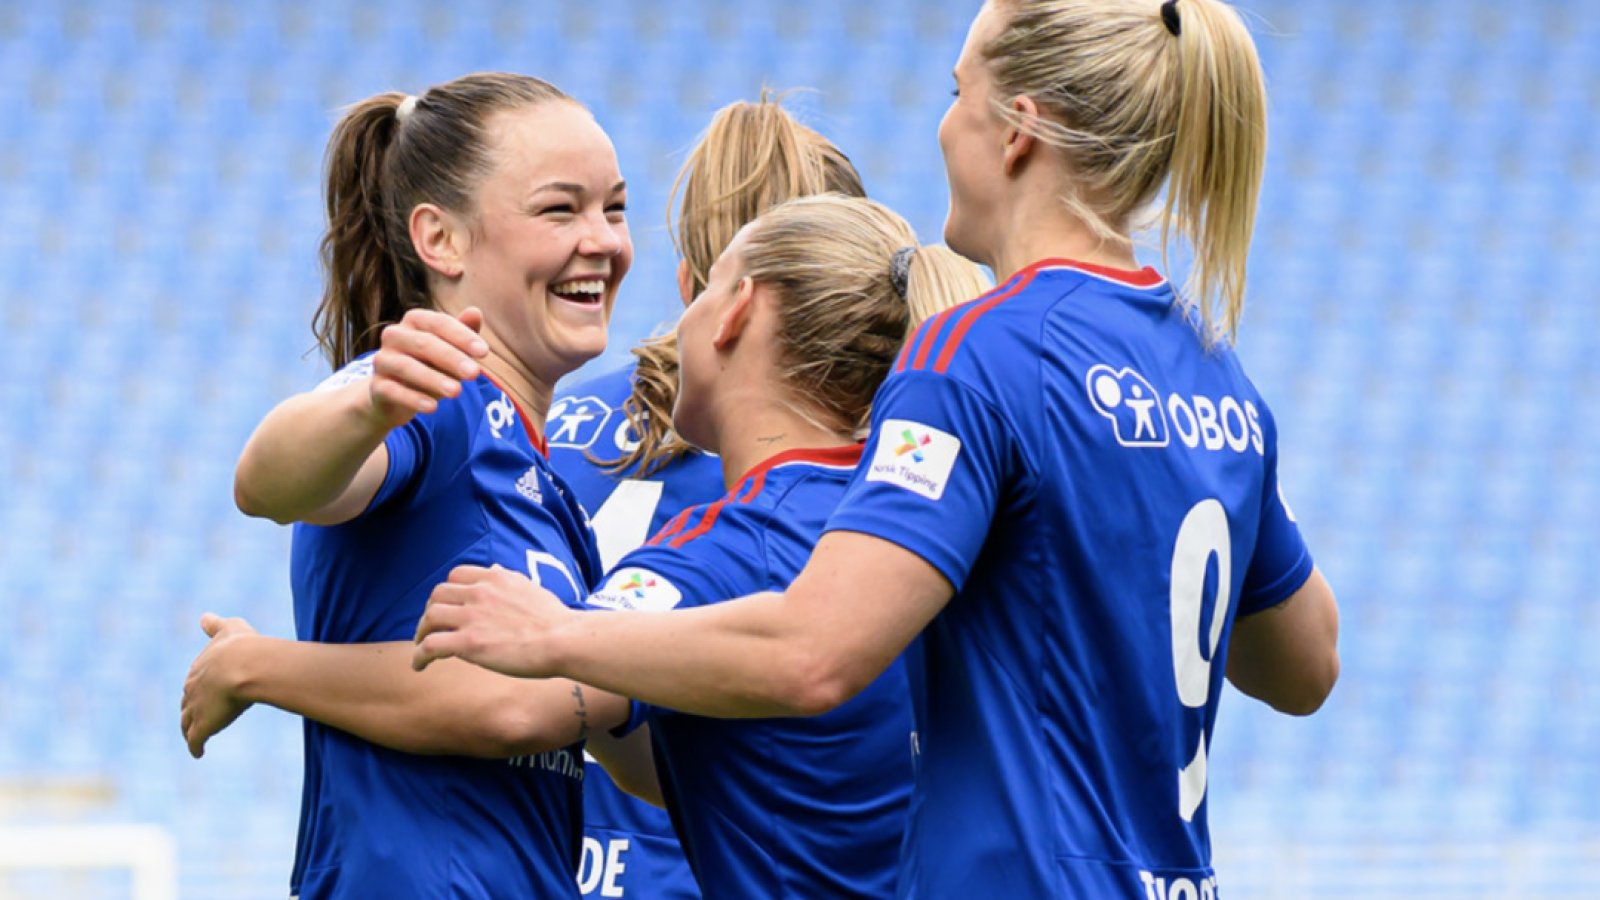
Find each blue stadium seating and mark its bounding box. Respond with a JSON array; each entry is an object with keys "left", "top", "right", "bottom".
[{"left": 2, "top": 0, "right": 1598, "bottom": 896}]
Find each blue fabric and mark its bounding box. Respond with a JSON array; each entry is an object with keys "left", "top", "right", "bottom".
[
  {"left": 289, "top": 357, "right": 602, "bottom": 899},
  {"left": 825, "top": 261, "right": 1316, "bottom": 898},
  {"left": 549, "top": 364, "right": 719, "bottom": 900},
  {"left": 593, "top": 446, "right": 914, "bottom": 899}
]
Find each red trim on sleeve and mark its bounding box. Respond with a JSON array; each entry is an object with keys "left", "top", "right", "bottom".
[
  {"left": 915, "top": 302, "right": 960, "bottom": 369},
  {"left": 646, "top": 507, "right": 696, "bottom": 547},
  {"left": 929, "top": 268, "right": 1038, "bottom": 374},
  {"left": 666, "top": 492, "right": 738, "bottom": 549}
]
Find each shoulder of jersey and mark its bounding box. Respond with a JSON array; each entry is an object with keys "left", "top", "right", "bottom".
[
  {"left": 893, "top": 259, "right": 1168, "bottom": 378},
  {"left": 644, "top": 445, "right": 863, "bottom": 551}
]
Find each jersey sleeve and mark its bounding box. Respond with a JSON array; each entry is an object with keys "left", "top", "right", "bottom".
[
  {"left": 1237, "top": 427, "right": 1315, "bottom": 616},
  {"left": 309, "top": 354, "right": 444, "bottom": 515},
  {"left": 582, "top": 539, "right": 757, "bottom": 733},
  {"left": 366, "top": 385, "right": 473, "bottom": 516},
  {"left": 824, "top": 371, "right": 1020, "bottom": 592}
]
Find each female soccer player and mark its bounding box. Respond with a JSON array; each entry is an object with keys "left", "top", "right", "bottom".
[
  {"left": 216, "top": 72, "right": 632, "bottom": 899},
  {"left": 185, "top": 95, "right": 873, "bottom": 900},
  {"left": 189, "top": 195, "right": 987, "bottom": 895},
  {"left": 413, "top": 2, "right": 1342, "bottom": 897},
  {"left": 547, "top": 96, "right": 868, "bottom": 899}
]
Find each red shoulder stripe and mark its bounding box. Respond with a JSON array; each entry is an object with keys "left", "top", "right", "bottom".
[
  {"left": 646, "top": 507, "right": 696, "bottom": 547},
  {"left": 906, "top": 305, "right": 962, "bottom": 373},
  {"left": 929, "top": 268, "right": 1039, "bottom": 374},
  {"left": 667, "top": 488, "right": 741, "bottom": 549}
]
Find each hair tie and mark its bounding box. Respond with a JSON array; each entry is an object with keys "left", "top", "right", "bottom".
[
  {"left": 889, "top": 246, "right": 917, "bottom": 300},
  {"left": 396, "top": 94, "right": 420, "bottom": 124},
  {"left": 1160, "top": 0, "right": 1182, "bottom": 37}
]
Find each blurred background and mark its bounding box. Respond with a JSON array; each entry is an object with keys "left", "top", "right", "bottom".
[{"left": 1, "top": 0, "right": 1597, "bottom": 896}]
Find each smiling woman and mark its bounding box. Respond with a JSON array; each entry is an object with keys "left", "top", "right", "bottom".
[{"left": 184, "top": 72, "right": 639, "bottom": 900}]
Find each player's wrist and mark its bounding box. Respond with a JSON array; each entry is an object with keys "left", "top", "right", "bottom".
[
  {"left": 225, "top": 634, "right": 279, "bottom": 705},
  {"left": 541, "top": 606, "right": 586, "bottom": 679}
]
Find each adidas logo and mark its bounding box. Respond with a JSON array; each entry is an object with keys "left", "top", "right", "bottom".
[{"left": 515, "top": 466, "right": 543, "bottom": 504}]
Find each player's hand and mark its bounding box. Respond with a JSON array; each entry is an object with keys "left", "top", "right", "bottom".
[
  {"left": 367, "top": 307, "right": 490, "bottom": 428},
  {"left": 180, "top": 613, "right": 259, "bottom": 759},
  {"left": 413, "top": 565, "right": 571, "bottom": 677}
]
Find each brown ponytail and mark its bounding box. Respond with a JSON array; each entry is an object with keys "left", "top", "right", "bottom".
[
  {"left": 613, "top": 94, "right": 867, "bottom": 476},
  {"left": 314, "top": 93, "right": 415, "bottom": 369},
  {"left": 311, "top": 73, "right": 574, "bottom": 369}
]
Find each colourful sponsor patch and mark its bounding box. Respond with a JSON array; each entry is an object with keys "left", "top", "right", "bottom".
[
  {"left": 588, "top": 567, "right": 683, "bottom": 612},
  {"left": 867, "top": 419, "right": 962, "bottom": 501}
]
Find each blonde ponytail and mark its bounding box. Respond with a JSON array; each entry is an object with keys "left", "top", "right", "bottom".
[
  {"left": 614, "top": 94, "right": 867, "bottom": 476},
  {"left": 904, "top": 246, "right": 994, "bottom": 331},
  {"left": 983, "top": 0, "right": 1267, "bottom": 342},
  {"left": 1156, "top": 0, "right": 1266, "bottom": 341}
]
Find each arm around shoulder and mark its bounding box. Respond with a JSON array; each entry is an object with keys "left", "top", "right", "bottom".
[
  {"left": 215, "top": 635, "right": 632, "bottom": 758},
  {"left": 1226, "top": 566, "right": 1340, "bottom": 716}
]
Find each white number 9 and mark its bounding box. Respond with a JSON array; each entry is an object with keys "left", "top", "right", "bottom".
[{"left": 1169, "top": 498, "right": 1231, "bottom": 823}]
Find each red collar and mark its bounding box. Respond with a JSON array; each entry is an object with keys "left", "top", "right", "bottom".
[
  {"left": 735, "top": 443, "right": 865, "bottom": 485},
  {"left": 1015, "top": 257, "right": 1166, "bottom": 288}
]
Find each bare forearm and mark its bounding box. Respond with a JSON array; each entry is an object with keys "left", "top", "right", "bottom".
[
  {"left": 547, "top": 594, "right": 846, "bottom": 719},
  {"left": 587, "top": 726, "right": 664, "bottom": 808},
  {"left": 231, "top": 637, "right": 574, "bottom": 757},
  {"left": 234, "top": 383, "right": 389, "bottom": 524}
]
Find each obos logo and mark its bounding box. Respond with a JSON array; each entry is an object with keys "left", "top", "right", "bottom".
[
  {"left": 1084, "top": 363, "right": 1265, "bottom": 456},
  {"left": 546, "top": 395, "right": 615, "bottom": 450},
  {"left": 588, "top": 567, "right": 683, "bottom": 612},
  {"left": 867, "top": 419, "right": 962, "bottom": 501},
  {"left": 1085, "top": 364, "right": 1169, "bottom": 447}
]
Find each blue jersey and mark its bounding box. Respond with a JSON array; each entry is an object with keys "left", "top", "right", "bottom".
[
  {"left": 825, "top": 260, "right": 1315, "bottom": 899},
  {"left": 590, "top": 446, "right": 914, "bottom": 899},
  {"left": 289, "top": 356, "right": 602, "bottom": 900},
  {"left": 548, "top": 365, "right": 720, "bottom": 900}
]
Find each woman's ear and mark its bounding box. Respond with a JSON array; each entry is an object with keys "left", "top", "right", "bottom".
[
  {"left": 1002, "top": 95, "right": 1039, "bottom": 177},
  {"left": 677, "top": 260, "right": 696, "bottom": 307},
  {"left": 410, "top": 203, "right": 467, "bottom": 278},
  {"left": 712, "top": 276, "right": 756, "bottom": 350}
]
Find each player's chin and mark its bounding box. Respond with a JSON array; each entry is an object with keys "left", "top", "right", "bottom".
[{"left": 547, "top": 323, "right": 608, "bottom": 372}]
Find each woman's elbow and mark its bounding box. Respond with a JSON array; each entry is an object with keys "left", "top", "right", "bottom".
[
  {"left": 481, "top": 704, "right": 568, "bottom": 758},
  {"left": 1271, "top": 649, "right": 1341, "bottom": 717},
  {"left": 234, "top": 474, "right": 271, "bottom": 521},
  {"left": 233, "top": 466, "right": 296, "bottom": 525},
  {"left": 782, "top": 651, "right": 869, "bottom": 718}
]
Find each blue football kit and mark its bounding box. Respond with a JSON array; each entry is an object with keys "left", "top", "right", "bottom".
[
  {"left": 288, "top": 355, "right": 602, "bottom": 899},
  {"left": 548, "top": 364, "right": 720, "bottom": 900},
  {"left": 589, "top": 445, "right": 915, "bottom": 899},
  {"left": 825, "top": 260, "right": 1316, "bottom": 898}
]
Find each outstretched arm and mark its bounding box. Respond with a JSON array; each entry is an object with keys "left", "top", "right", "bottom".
[
  {"left": 1226, "top": 566, "right": 1340, "bottom": 715},
  {"left": 234, "top": 308, "right": 488, "bottom": 526},
  {"left": 181, "top": 613, "right": 630, "bottom": 759},
  {"left": 413, "top": 533, "right": 954, "bottom": 719}
]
